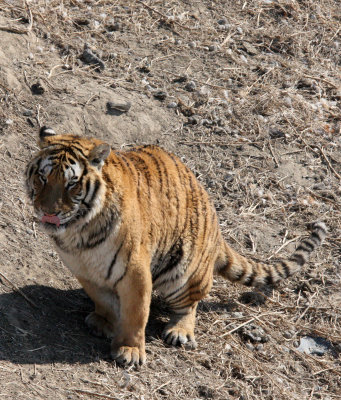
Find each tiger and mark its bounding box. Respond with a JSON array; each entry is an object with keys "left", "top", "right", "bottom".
[{"left": 25, "top": 126, "right": 327, "bottom": 367}]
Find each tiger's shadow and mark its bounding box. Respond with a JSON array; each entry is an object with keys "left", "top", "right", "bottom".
[{"left": 0, "top": 284, "right": 259, "bottom": 365}]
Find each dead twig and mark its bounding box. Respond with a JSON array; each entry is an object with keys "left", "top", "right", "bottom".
[
  {"left": 319, "top": 146, "right": 341, "bottom": 181},
  {"left": 0, "top": 271, "right": 38, "bottom": 308}
]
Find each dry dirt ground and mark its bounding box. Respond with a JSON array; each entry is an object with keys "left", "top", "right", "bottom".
[{"left": 0, "top": 1, "right": 340, "bottom": 399}]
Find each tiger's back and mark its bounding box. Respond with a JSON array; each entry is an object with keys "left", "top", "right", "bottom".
[{"left": 26, "top": 127, "right": 326, "bottom": 366}]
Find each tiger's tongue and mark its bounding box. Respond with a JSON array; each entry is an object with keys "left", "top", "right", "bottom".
[{"left": 42, "top": 214, "right": 61, "bottom": 227}]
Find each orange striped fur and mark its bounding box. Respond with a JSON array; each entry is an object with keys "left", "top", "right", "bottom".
[{"left": 26, "top": 127, "right": 327, "bottom": 366}]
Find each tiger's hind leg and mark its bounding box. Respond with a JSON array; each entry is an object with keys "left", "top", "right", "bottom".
[
  {"left": 162, "top": 303, "right": 198, "bottom": 349},
  {"left": 77, "top": 277, "right": 118, "bottom": 339}
]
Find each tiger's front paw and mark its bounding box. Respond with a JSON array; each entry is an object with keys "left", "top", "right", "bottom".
[
  {"left": 111, "top": 345, "right": 146, "bottom": 367},
  {"left": 85, "top": 312, "right": 114, "bottom": 338}
]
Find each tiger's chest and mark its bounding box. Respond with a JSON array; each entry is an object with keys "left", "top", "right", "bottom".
[{"left": 53, "top": 230, "right": 124, "bottom": 287}]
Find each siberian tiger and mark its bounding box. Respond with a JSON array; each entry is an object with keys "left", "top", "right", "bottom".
[{"left": 26, "top": 126, "right": 327, "bottom": 366}]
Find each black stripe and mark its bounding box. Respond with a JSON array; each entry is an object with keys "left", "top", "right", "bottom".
[
  {"left": 296, "top": 240, "right": 314, "bottom": 252},
  {"left": 244, "top": 269, "right": 257, "bottom": 287},
  {"left": 279, "top": 260, "right": 291, "bottom": 278},
  {"left": 106, "top": 239, "right": 125, "bottom": 280},
  {"left": 310, "top": 231, "right": 322, "bottom": 245},
  {"left": 82, "top": 210, "right": 115, "bottom": 249},
  {"left": 289, "top": 253, "right": 306, "bottom": 266},
  {"left": 140, "top": 149, "right": 164, "bottom": 193},
  {"left": 27, "top": 165, "right": 35, "bottom": 179},
  {"left": 82, "top": 178, "right": 91, "bottom": 207},
  {"left": 153, "top": 241, "right": 183, "bottom": 282},
  {"left": 88, "top": 179, "right": 100, "bottom": 207},
  {"left": 125, "top": 151, "right": 152, "bottom": 198}
]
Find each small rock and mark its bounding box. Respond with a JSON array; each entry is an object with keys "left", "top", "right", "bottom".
[
  {"left": 283, "top": 330, "right": 295, "bottom": 339},
  {"left": 188, "top": 41, "right": 197, "bottom": 49},
  {"left": 236, "top": 26, "right": 243, "bottom": 34},
  {"left": 187, "top": 115, "right": 200, "bottom": 125},
  {"left": 218, "top": 17, "right": 228, "bottom": 25},
  {"left": 81, "top": 46, "right": 105, "bottom": 70},
  {"left": 255, "top": 344, "right": 264, "bottom": 351},
  {"left": 23, "top": 109, "right": 33, "bottom": 117},
  {"left": 174, "top": 39, "right": 182, "bottom": 45},
  {"left": 106, "top": 20, "right": 121, "bottom": 31},
  {"left": 245, "top": 343, "right": 254, "bottom": 351},
  {"left": 106, "top": 101, "right": 131, "bottom": 113},
  {"left": 241, "top": 323, "right": 269, "bottom": 343},
  {"left": 208, "top": 44, "right": 218, "bottom": 52},
  {"left": 167, "top": 102, "right": 178, "bottom": 109},
  {"left": 231, "top": 312, "right": 243, "bottom": 318},
  {"left": 225, "top": 343, "right": 232, "bottom": 354},
  {"left": 185, "top": 81, "right": 196, "bottom": 92},
  {"left": 297, "top": 336, "right": 333, "bottom": 356},
  {"left": 283, "top": 96, "right": 292, "bottom": 107},
  {"left": 5, "top": 119, "right": 13, "bottom": 125},
  {"left": 31, "top": 81, "right": 45, "bottom": 95},
  {"left": 153, "top": 90, "right": 167, "bottom": 101},
  {"left": 218, "top": 24, "right": 229, "bottom": 31},
  {"left": 269, "top": 127, "right": 285, "bottom": 139}
]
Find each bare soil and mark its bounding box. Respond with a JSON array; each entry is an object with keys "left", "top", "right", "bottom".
[{"left": 0, "top": 1, "right": 340, "bottom": 399}]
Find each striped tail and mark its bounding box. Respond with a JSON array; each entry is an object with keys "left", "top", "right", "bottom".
[{"left": 216, "top": 222, "right": 327, "bottom": 287}]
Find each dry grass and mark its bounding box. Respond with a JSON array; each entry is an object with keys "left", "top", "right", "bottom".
[{"left": 0, "top": 0, "right": 340, "bottom": 399}]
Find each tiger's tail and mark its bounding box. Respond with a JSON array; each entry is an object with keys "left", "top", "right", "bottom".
[{"left": 215, "top": 222, "right": 327, "bottom": 287}]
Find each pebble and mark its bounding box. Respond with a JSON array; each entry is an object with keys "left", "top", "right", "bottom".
[
  {"left": 106, "top": 20, "right": 121, "bottom": 31},
  {"left": 187, "top": 115, "right": 200, "bottom": 125},
  {"left": 5, "top": 119, "right": 13, "bottom": 125},
  {"left": 255, "top": 344, "right": 264, "bottom": 351},
  {"left": 23, "top": 109, "right": 33, "bottom": 116},
  {"left": 31, "top": 81, "right": 45, "bottom": 95},
  {"left": 188, "top": 41, "right": 197, "bottom": 49},
  {"left": 225, "top": 344, "right": 232, "bottom": 354},
  {"left": 185, "top": 81, "right": 196, "bottom": 92},
  {"left": 283, "top": 96, "right": 292, "bottom": 107},
  {"left": 218, "top": 24, "right": 230, "bottom": 31},
  {"left": 167, "top": 102, "right": 178, "bottom": 109},
  {"left": 283, "top": 330, "right": 295, "bottom": 339},
  {"left": 236, "top": 26, "right": 243, "bottom": 34},
  {"left": 245, "top": 343, "right": 254, "bottom": 351},
  {"left": 174, "top": 39, "right": 182, "bottom": 45},
  {"left": 153, "top": 90, "right": 167, "bottom": 101},
  {"left": 81, "top": 46, "right": 105, "bottom": 70},
  {"left": 208, "top": 44, "right": 218, "bottom": 52},
  {"left": 106, "top": 101, "right": 131, "bottom": 113},
  {"left": 218, "top": 17, "right": 228, "bottom": 25},
  {"left": 231, "top": 312, "right": 243, "bottom": 318},
  {"left": 241, "top": 323, "right": 269, "bottom": 343}
]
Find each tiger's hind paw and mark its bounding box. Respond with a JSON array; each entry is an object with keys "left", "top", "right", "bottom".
[
  {"left": 85, "top": 312, "right": 114, "bottom": 338},
  {"left": 162, "top": 327, "right": 198, "bottom": 349}
]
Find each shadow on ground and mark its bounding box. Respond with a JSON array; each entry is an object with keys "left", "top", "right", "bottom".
[{"left": 0, "top": 285, "right": 165, "bottom": 366}]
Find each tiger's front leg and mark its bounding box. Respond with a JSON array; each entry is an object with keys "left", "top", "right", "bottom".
[{"left": 110, "top": 253, "right": 152, "bottom": 366}]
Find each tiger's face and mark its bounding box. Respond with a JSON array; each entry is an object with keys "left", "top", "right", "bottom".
[{"left": 26, "top": 127, "right": 110, "bottom": 232}]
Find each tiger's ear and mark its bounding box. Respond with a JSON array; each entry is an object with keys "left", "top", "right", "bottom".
[
  {"left": 39, "top": 126, "right": 56, "bottom": 147},
  {"left": 88, "top": 143, "right": 111, "bottom": 169}
]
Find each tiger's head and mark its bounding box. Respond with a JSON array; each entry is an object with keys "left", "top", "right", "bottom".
[{"left": 26, "top": 126, "right": 111, "bottom": 232}]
